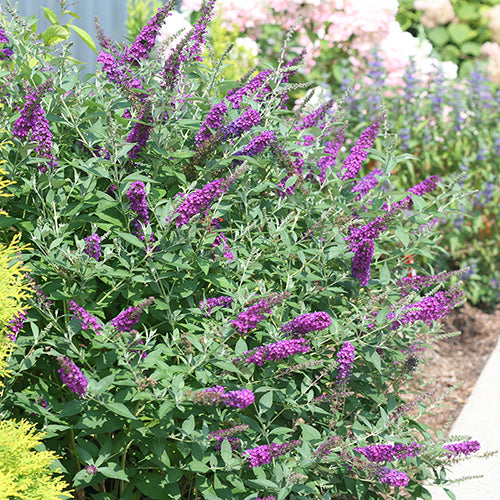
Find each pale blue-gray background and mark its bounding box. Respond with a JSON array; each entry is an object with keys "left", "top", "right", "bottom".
[{"left": 0, "top": 0, "right": 178, "bottom": 72}]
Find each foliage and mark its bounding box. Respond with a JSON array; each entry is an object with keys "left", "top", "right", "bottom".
[
  {"left": 126, "top": 0, "right": 163, "bottom": 41},
  {"left": 0, "top": 2, "right": 487, "bottom": 499},
  {"left": 398, "top": 0, "right": 500, "bottom": 77}
]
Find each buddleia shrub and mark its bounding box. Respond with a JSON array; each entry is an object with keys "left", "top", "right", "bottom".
[{"left": 0, "top": 2, "right": 486, "bottom": 499}]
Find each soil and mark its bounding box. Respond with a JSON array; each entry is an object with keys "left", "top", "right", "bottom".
[{"left": 408, "top": 303, "right": 500, "bottom": 433}]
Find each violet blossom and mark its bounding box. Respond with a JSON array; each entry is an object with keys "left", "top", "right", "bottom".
[
  {"left": 280, "top": 311, "right": 331, "bottom": 336},
  {"left": 69, "top": 300, "right": 103, "bottom": 335},
  {"left": 199, "top": 295, "right": 233, "bottom": 315},
  {"left": 84, "top": 233, "right": 102, "bottom": 261},
  {"left": 111, "top": 296, "right": 155, "bottom": 332},
  {"left": 336, "top": 341, "right": 355, "bottom": 385},
  {"left": 236, "top": 338, "right": 311, "bottom": 366},
  {"left": 243, "top": 440, "right": 301, "bottom": 468},
  {"left": 442, "top": 440, "right": 480, "bottom": 458},
  {"left": 57, "top": 356, "right": 88, "bottom": 397},
  {"left": 6, "top": 310, "right": 27, "bottom": 341}
]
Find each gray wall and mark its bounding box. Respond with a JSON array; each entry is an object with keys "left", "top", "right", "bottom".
[{"left": 1, "top": 0, "right": 133, "bottom": 72}]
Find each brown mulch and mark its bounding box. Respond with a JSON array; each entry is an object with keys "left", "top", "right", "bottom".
[{"left": 408, "top": 303, "right": 500, "bottom": 433}]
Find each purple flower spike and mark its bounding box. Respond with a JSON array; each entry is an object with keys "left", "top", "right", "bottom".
[
  {"left": 443, "top": 440, "right": 480, "bottom": 458},
  {"left": 111, "top": 296, "right": 155, "bottom": 332},
  {"left": 6, "top": 310, "right": 27, "bottom": 341},
  {"left": 57, "top": 356, "right": 88, "bottom": 397},
  {"left": 200, "top": 296, "right": 233, "bottom": 315},
  {"left": 192, "top": 385, "right": 254, "bottom": 409},
  {"left": 224, "top": 388, "right": 255, "bottom": 408},
  {"left": 84, "top": 233, "right": 102, "bottom": 261},
  {"left": 233, "top": 130, "right": 275, "bottom": 162},
  {"left": 379, "top": 468, "right": 409, "bottom": 488},
  {"left": 127, "top": 180, "right": 154, "bottom": 242},
  {"left": 351, "top": 238, "right": 374, "bottom": 286},
  {"left": 352, "top": 168, "right": 383, "bottom": 200},
  {"left": 280, "top": 311, "right": 331, "bottom": 336},
  {"left": 238, "top": 338, "right": 311, "bottom": 366},
  {"left": 232, "top": 292, "right": 290, "bottom": 334},
  {"left": 196, "top": 100, "right": 228, "bottom": 146},
  {"left": 407, "top": 175, "right": 440, "bottom": 196},
  {"left": 336, "top": 341, "right": 355, "bottom": 385},
  {"left": 354, "top": 442, "right": 422, "bottom": 463},
  {"left": 172, "top": 176, "right": 235, "bottom": 227},
  {"left": 69, "top": 300, "right": 103, "bottom": 335},
  {"left": 338, "top": 119, "right": 381, "bottom": 181},
  {"left": 13, "top": 81, "right": 57, "bottom": 171},
  {"left": 126, "top": 1, "right": 176, "bottom": 65},
  {"left": 243, "top": 440, "right": 301, "bottom": 468}
]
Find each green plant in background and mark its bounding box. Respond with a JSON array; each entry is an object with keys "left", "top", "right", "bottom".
[
  {"left": 126, "top": 0, "right": 163, "bottom": 41},
  {"left": 398, "top": 0, "right": 500, "bottom": 77}
]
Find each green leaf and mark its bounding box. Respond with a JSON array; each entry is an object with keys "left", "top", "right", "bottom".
[
  {"left": 447, "top": 23, "right": 475, "bottom": 45},
  {"left": 259, "top": 391, "right": 273, "bottom": 410},
  {"left": 116, "top": 231, "right": 144, "bottom": 248},
  {"left": 299, "top": 423, "right": 321, "bottom": 441},
  {"left": 182, "top": 415, "right": 195, "bottom": 434},
  {"left": 461, "top": 41, "right": 482, "bottom": 56},
  {"left": 42, "top": 7, "right": 58, "bottom": 24},
  {"left": 42, "top": 25, "right": 70, "bottom": 46},
  {"left": 106, "top": 402, "right": 138, "bottom": 420},
  {"left": 220, "top": 437, "right": 232, "bottom": 466},
  {"left": 99, "top": 463, "right": 128, "bottom": 481},
  {"left": 71, "top": 24, "right": 97, "bottom": 54},
  {"left": 427, "top": 26, "right": 449, "bottom": 47},
  {"left": 380, "top": 263, "right": 390, "bottom": 285}
]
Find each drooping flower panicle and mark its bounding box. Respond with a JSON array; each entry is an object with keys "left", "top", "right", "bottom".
[
  {"left": 243, "top": 440, "right": 302, "bottom": 468},
  {"left": 84, "top": 233, "right": 102, "bottom": 261},
  {"left": 111, "top": 296, "right": 155, "bottom": 332},
  {"left": 69, "top": 300, "right": 103, "bottom": 335},
  {"left": 236, "top": 338, "right": 311, "bottom": 366},
  {"left": 192, "top": 385, "right": 255, "bottom": 409},
  {"left": 442, "top": 440, "right": 480, "bottom": 458},
  {"left": 336, "top": 341, "right": 355, "bottom": 385},
  {"left": 280, "top": 311, "right": 331, "bottom": 336},
  {"left": 200, "top": 295, "right": 233, "bottom": 315},
  {"left": 57, "top": 356, "right": 88, "bottom": 397}
]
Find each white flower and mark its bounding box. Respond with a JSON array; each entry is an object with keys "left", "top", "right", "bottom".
[
  {"left": 414, "top": 0, "right": 455, "bottom": 28},
  {"left": 486, "top": 5, "right": 500, "bottom": 44}
]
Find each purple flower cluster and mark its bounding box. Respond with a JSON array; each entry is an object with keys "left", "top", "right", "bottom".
[
  {"left": 126, "top": 110, "right": 153, "bottom": 159},
  {"left": 354, "top": 442, "right": 421, "bottom": 463},
  {"left": 195, "top": 100, "right": 227, "bottom": 145},
  {"left": 443, "top": 440, "right": 480, "bottom": 458},
  {"left": 317, "top": 127, "right": 346, "bottom": 181},
  {"left": 351, "top": 169, "right": 383, "bottom": 200},
  {"left": 222, "top": 107, "right": 262, "bottom": 140},
  {"left": 280, "top": 311, "right": 331, "bottom": 336},
  {"left": 297, "top": 98, "right": 336, "bottom": 131},
  {"left": 97, "top": 50, "right": 142, "bottom": 90},
  {"left": 256, "top": 496, "right": 276, "bottom": 500},
  {"left": 6, "top": 310, "right": 27, "bottom": 341},
  {"left": 125, "top": 2, "right": 175, "bottom": 65},
  {"left": 336, "top": 341, "right": 355, "bottom": 385},
  {"left": 226, "top": 69, "right": 273, "bottom": 109},
  {"left": 193, "top": 385, "right": 255, "bottom": 409},
  {"left": 12, "top": 81, "right": 57, "bottom": 171},
  {"left": 407, "top": 175, "right": 441, "bottom": 196},
  {"left": 232, "top": 292, "right": 290, "bottom": 334},
  {"left": 84, "top": 233, "right": 102, "bottom": 261},
  {"left": 69, "top": 300, "right": 103, "bottom": 335},
  {"left": 233, "top": 131, "right": 276, "bottom": 162},
  {"left": 346, "top": 217, "right": 387, "bottom": 252},
  {"left": 237, "top": 338, "right": 310, "bottom": 366},
  {"left": 351, "top": 238, "right": 375, "bottom": 286},
  {"left": 172, "top": 176, "right": 234, "bottom": 227},
  {"left": 111, "top": 296, "right": 155, "bottom": 332},
  {"left": 338, "top": 119, "right": 381, "bottom": 181},
  {"left": 208, "top": 424, "right": 249, "bottom": 451},
  {"left": 199, "top": 295, "right": 233, "bottom": 315},
  {"left": 57, "top": 356, "right": 88, "bottom": 397},
  {"left": 313, "top": 436, "right": 342, "bottom": 460},
  {"left": 0, "top": 26, "right": 12, "bottom": 59},
  {"left": 212, "top": 231, "right": 233, "bottom": 261},
  {"left": 397, "top": 270, "right": 462, "bottom": 296},
  {"left": 243, "top": 439, "right": 301, "bottom": 468},
  {"left": 162, "top": 0, "right": 215, "bottom": 90},
  {"left": 387, "top": 286, "right": 465, "bottom": 329},
  {"left": 127, "top": 181, "right": 152, "bottom": 240},
  {"left": 379, "top": 468, "right": 409, "bottom": 488}
]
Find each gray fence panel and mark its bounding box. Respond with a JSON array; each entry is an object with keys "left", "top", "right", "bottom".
[{"left": 0, "top": 0, "right": 132, "bottom": 72}]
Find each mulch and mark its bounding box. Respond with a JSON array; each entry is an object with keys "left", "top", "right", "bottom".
[{"left": 407, "top": 303, "right": 500, "bottom": 433}]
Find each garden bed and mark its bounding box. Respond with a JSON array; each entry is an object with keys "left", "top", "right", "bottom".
[{"left": 416, "top": 303, "right": 500, "bottom": 432}]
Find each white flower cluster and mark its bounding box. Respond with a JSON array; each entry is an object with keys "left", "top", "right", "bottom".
[{"left": 413, "top": 0, "right": 455, "bottom": 28}]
